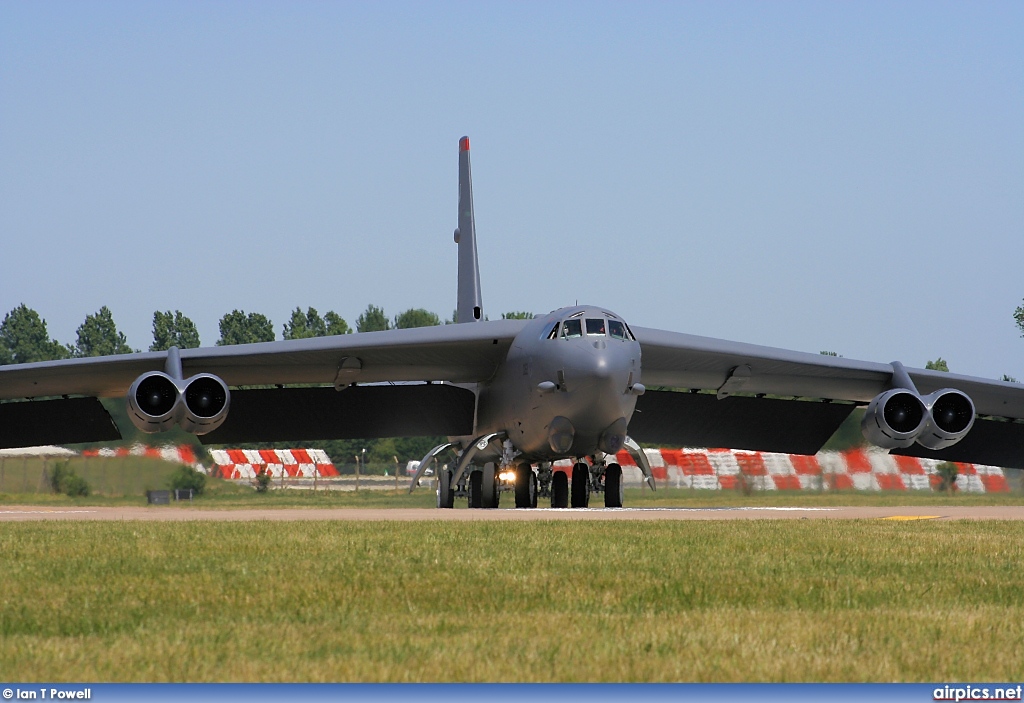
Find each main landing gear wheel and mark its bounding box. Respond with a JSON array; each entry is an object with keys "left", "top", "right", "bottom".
[
  {"left": 482, "top": 463, "right": 499, "bottom": 509},
  {"left": 515, "top": 464, "right": 537, "bottom": 509},
  {"left": 437, "top": 469, "right": 455, "bottom": 509},
  {"left": 604, "top": 463, "right": 623, "bottom": 508},
  {"left": 571, "top": 462, "right": 590, "bottom": 508},
  {"left": 551, "top": 471, "right": 569, "bottom": 508},
  {"left": 468, "top": 471, "right": 483, "bottom": 509}
]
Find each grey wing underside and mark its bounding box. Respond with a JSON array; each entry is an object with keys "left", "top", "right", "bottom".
[
  {"left": 631, "top": 327, "right": 1024, "bottom": 467},
  {"left": 0, "top": 320, "right": 527, "bottom": 448}
]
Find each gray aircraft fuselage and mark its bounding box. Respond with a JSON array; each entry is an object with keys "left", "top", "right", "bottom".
[{"left": 471, "top": 304, "right": 642, "bottom": 464}]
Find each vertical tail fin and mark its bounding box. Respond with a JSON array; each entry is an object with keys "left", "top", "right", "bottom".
[{"left": 455, "top": 136, "right": 483, "bottom": 323}]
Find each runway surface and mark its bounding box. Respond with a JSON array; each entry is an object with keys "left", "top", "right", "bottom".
[{"left": 1, "top": 505, "right": 1023, "bottom": 521}]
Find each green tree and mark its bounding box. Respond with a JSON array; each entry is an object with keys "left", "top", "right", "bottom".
[
  {"left": 0, "top": 304, "right": 69, "bottom": 364},
  {"left": 72, "top": 306, "right": 134, "bottom": 357},
  {"left": 282, "top": 307, "right": 327, "bottom": 339},
  {"left": 217, "top": 310, "right": 274, "bottom": 346},
  {"left": 356, "top": 304, "right": 390, "bottom": 332},
  {"left": 324, "top": 311, "right": 351, "bottom": 336},
  {"left": 1014, "top": 299, "right": 1024, "bottom": 337},
  {"left": 150, "top": 310, "right": 200, "bottom": 351},
  {"left": 1002, "top": 374, "right": 1018, "bottom": 383},
  {"left": 502, "top": 311, "right": 534, "bottom": 320},
  {"left": 925, "top": 358, "right": 950, "bottom": 372},
  {"left": 393, "top": 308, "right": 440, "bottom": 329},
  {"left": 283, "top": 307, "right": 351, "bottom": 339}
]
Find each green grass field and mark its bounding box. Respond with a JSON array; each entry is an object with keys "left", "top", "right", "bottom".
[{"left": 2, "top": 519, "right": 1023, "bottom": 682}]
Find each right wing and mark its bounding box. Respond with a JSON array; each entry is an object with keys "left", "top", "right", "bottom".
[{"left": 0, "top": 319, "right": 528, "bottom": 448}]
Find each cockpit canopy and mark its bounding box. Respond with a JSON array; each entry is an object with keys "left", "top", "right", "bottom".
[{"left": 544, "top": 310, "right": 635, "bottom": 341}]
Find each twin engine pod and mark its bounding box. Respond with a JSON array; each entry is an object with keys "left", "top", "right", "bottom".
[
  {"left": 861, "top": 387, "right": 975, "bottom": 451},
  {"left": 127, "top": 371, "right": 230, "bottom": 435}
]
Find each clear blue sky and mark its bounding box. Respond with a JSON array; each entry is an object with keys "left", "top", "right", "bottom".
[{"left": 2, "top": 1, "right": 1022, "bottom": 380}]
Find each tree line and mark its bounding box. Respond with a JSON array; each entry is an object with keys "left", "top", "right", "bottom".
[{"left": 0, "top": 303, "right": 536, "bottom": 364}]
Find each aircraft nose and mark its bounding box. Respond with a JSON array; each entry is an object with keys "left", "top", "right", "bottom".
[{"left": 570, "top": 345, "right": 625, "bottom": 390}]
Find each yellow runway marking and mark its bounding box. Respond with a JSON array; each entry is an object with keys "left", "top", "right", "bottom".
[{"left": 879, "top": 515, "right": 941, "bottom": 521}]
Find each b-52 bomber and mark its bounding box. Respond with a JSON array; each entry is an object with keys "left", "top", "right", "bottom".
[{"left": 3, "top": 137, "right": 1024, "bottom": 508}]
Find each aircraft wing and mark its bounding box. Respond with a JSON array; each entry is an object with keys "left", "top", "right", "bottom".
[
  {"left": 630, "top": 326, "right": 1024, "bottom": 467},
  {"left": 0, "top": 320, "right": 528, "bottom": 448}
]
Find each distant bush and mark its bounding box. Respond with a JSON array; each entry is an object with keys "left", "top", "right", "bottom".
[
  {"left": 254, "top": 468, "right": 271, "bottom": 493},
  {"left": 49, "top": 462, "right": 90, "bottom": 497},
  {"left": 935, "top": 462, "right": 959, "bottom": 492},
  {"left": 169, "top": 465, "right": 206, "bottom": 495}
]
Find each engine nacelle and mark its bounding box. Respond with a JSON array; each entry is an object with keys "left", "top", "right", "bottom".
[
  {"left": 179, "top": 373, "right": 230, "bottom": 434},
  {"left": 860, "top": 389, "right": 927, "bottom": 449},
  {"left": 916, "top": 389, "right": 975, "bottom": 451},
  {"left": 127, "top": 372, "right": 182, "bottom": 433},
  {"left": 126, "top": 371, "right": 230, "bottom": 435}
]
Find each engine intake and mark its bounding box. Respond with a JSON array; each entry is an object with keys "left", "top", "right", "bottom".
[
  {"left": 861, "top": 389, "right": 927, "bottom": 449},
  {"left": 180, "top": 374, "right": 230, "bottom": 434},
  {"left": 916, "top": 389, "right": 975, "bottom": 450},
  {"left": 128, "top": 372, "right": 181, "bottom": 433},
  {"left": 126, "top": 371, "right": 230, "bottom": 435}
]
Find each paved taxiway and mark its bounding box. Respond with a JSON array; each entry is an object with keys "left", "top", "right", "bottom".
[{"left": 1, "top": 505, "right": 1023, "bottom": 521}]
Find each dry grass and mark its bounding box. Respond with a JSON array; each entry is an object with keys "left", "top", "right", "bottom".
[{"left": 2, "top": 520, "right": 1024, "bottom": 682}]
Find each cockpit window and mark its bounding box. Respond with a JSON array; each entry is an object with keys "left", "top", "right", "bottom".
[
  {"left": 562, "top": 319, "right": 583, "bottom": 338},
  {"left": 608, "top": 319, "right": 626, "bottom": 340},
  {"left": 545, "top": 322, "right": 559, "bottom": 340},
  {"left": 623, "top": 323, "right": 636, "bottom": 341},
  {"left": 586, "top": 319, "right": 606, "bottom": 336}
]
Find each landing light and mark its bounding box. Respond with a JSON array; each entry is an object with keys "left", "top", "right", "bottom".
[{"left": 499, "top": 471, "right": 516, "bottom": 482}]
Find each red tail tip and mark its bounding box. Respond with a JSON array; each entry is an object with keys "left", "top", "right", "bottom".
[{"left": 459, "top": 136, "right": 470, "bottom": 152}]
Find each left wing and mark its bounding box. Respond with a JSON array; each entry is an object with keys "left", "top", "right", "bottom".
[{"left": 631, "top": 326, "right": 1024, "bottom": 468}]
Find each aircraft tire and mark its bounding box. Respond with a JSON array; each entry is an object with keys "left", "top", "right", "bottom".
[
  {"left": 515, "top": 464, "right": 535, "bottom": 508},
  {"left": 469, "top": 471, "right": 483, "bottom": 508},
  {"left": 482, "top": 463, "right": 499, "bottom": 509},
  {"left": 604, "top": 463, "right": 623, "bottom": 508},
  {"left": 437, "top": 469, "right": 455, "bottom": 509},
  {"left": 570, "top": 462, "right": 590, "bottom": 508},
  {"left": 551, "top": 471, "right": 569, "bottom": 508}
]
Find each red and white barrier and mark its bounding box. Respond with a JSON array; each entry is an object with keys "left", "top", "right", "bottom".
[
  {"left": 78, "top": 443, "right": 1010, "bottom": 492},
  {"left": 207, "top": 448, "right": 338, "bottom": 479},
  {"left": 81, "top": 443, "right": 207, "bottom": 472},
  {"left": 551, "top": 448, "right": 1011, "bottom": 493}
]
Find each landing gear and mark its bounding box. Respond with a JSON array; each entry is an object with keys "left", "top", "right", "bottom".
[
  {"left": 550, "top": 471, "right": 569, "bottom": 508},
  {"left": 604, "top": 462, "right": 623, "bottom": 508},
  {"left": 468, "top": 471, "right": 483, "bottom": 508},
  {"left": 515, "top": 464, "right": 537, "bottom": 508},
  {"left": 437, "top": 469, "right": 455, "bottom": 509},
  {"left": 468, "top": 464, "right": 500, "bottom": 509},
  {"left": 482, "top": 463, "right": 499, "bottom": 509},
  {"left": 571, "top": 462, "right": 590, "bottom": 508}
]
